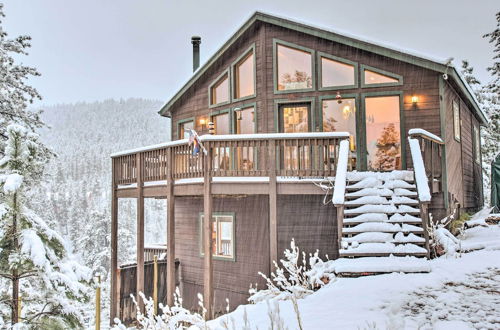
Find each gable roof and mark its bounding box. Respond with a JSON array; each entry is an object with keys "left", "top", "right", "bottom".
[{"left": 159, "top": 11, "right": 487, "bottom": 125}]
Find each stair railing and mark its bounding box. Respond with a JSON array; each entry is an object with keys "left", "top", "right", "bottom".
[
  {"left": 332, "top": 139, "right": 350, "bottom": 249},
  {"left": 408, "top": 129, "right": 444, "bottom": 258}
]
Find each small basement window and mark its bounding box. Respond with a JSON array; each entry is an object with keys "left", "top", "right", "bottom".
[
  {"left": 210, "top": 71, "right": 230, "bottom": 106},
  {"left": 199, "top": 213, "right": 235, "bottom": 260},
  {"left": 453, "top": 100, "right": 461, "bottom": 141}
]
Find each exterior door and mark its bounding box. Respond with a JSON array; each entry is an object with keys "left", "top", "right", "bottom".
[
  {"left": 364, "top": 95, "right": 402, "bottom": 171},
  {"left": 278, "top": 103, "right": 311, "bottom": 170}
]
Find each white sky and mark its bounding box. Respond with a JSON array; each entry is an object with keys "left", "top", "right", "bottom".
[{"left": 3, "top": 0, "right": 498, "bottom": 106}]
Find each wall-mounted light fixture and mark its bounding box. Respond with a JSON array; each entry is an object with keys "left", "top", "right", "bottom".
[
  {"left": 234, "top": 107, "right": 243, "bottom": 120},
  {"left": 411, "top": 95, "right": 419, "bottom": 104},
  {"left": 336, "top": 91, "right": 342, "bottom": 104},
  {"left": 199, "top": 117, "right": 207, "bottom": 129}
]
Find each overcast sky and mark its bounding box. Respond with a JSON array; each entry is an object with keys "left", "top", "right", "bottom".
[{"left": 3, "top": 0, "right": 498, "bottom": 106}]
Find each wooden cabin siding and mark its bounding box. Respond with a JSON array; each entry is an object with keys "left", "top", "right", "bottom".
[
  {"left": 277, "top": 195, "right": 338, "bottom": 260},
  {"left": 443, "top": 80, "right": 484, "bottom": 212},
  {"left": 174, "top": 195, "right": 269, "bottom": 312}
]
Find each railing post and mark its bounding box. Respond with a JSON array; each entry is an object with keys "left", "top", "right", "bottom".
[
  {"left": 419, "top": 202, "right": 431, "bottom": 259},
  {"left": 110, "top": 158, "right": 119, "bottom": 325},
  {"left": 166, "top": 147, "right": 176, "bottom": 307},
  {"left": 203, "top": 142, "right": 214, "bottom": 320},
  {"left": 268, "top": 139, "right": 278, "bottom": 273},
  {"left": 136, "top": 153, "right": 145, "bottom": 312}
]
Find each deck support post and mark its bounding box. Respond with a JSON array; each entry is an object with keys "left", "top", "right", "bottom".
[
  {"left": 136, "top": 153, "right": 145, "bottom": 312},
  {"left": 166, "top": 148, "right": 176, "bottom": 306},
  {"left": 269, "top": 140, "right": 278, "bottom": 273},
  {"left": 335, "top": 205, "right": 344, "bottom": 250},
  {"left": 203, "top": 143, "right": 214, "bottom": 320},
  {"left": 419, "top": 202, "right": 431, "bottom": 259},
  {"left": 110, "top": 158, "right": 119, "bottom": 325}
]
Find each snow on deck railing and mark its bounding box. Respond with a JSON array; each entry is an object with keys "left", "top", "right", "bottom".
[
  {"left": 332, "top": 139, "right": 350, "bottom": 206},
  {"left": 111, "top": 132, "right": 350, "bottom": 157},
  {"left": 408, "top": 137, "right": 431, "bottom": 202},
  {"left": 408, "top": 128, "right": 443, "bottom": 144}
]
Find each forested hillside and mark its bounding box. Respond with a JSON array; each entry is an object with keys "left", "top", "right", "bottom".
[{"left": 30, "top": 98, "right": 170, "bottom": 277}]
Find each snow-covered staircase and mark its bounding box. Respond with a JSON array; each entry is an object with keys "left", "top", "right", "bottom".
[{"left": 339, "top": 171, "right": 429, "bottom": 258}]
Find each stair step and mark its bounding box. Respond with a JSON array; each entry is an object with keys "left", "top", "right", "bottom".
[
  {"left": 346, "top": 170, "right": 415, "bottom": 182},
  {"left": 339, "top": 252, "right": 428, "bottom": 258},
  {"left": 344, "top": 213, "right": 422, "bottom": 224},
  {"left": 339, "top": 242, "right": 427, "bottom": 255},
  {"left": 331, "top": 256, "right": 431, "bottom": 274},
  {"left": 342, "top": 232, "right": 426, "bottom": 245},
  {"left": 344, "top": 204, "right": 420, "bottom": 215},
  {"left": 343, "top": 222, "right": 423, "bottom": 234}
]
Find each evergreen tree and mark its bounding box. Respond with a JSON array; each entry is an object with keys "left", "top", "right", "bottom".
[
  {"left": 483, "top": 12, "right": 500, "bottom": 95},
  {"left": 0, "top": 4, "right": 44, "bottom": 141},
  {"left": 0, "top": 124, "right": 91, "bottom": 328}
]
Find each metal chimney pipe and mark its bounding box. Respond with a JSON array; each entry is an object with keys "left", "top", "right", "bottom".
[{"left": 191, "top": 36, "right": 201, "bottom": 72}]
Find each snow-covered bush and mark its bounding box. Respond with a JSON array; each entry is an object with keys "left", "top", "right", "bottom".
[
  {"left": 112, "top": 288, "right": 206, "bottom": 330},
  {"left": 248, "top": 239, "right": 334, "bottom": 303}
]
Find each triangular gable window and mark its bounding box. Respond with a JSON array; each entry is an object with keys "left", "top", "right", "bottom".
[{"left": 362, "top": 65, "right": 402, "bottom": 87}]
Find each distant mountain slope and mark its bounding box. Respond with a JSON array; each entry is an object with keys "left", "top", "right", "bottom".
[{"left": 31, "top": 98, "right": 170, "bottom": 273}]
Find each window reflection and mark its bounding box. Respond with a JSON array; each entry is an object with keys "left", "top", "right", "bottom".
[
  {"left": 365, "top": 96, "right": 401, "bottom": 171},
  {"left": 211, "top": 74, "right": 229, "bottom": 105},
  {"left": 212, "top": 113, "right": 230, "bottom": 170},
  {"left": 364, "top": 69, "right": 399, "bottom": 85},
  {"left": 280, "top": 104, "right": 310, "bottom": 170},
  {"left": 277, "top": 44, "right": 312, "bottom": 91},
  {"left": 179, "top": 121, "right": 194, "bottom": 139},
  {"left": 321, "top": 57, "right": 355, "bottom": 87},
  {"left": 235, "top": 52, "right": 255, "bottom": 98},
  {"left": 322, "top": 98, "right": 357, "bottom": 169}
]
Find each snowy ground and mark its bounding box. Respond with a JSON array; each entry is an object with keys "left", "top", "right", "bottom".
[{"left": 209, "top": 223, "right": 500, "bottom": 330}]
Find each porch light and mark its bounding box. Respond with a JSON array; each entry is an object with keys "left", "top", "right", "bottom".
[
  {"left": 199, "top": 118, "right": 207, "bottom": 129},
  {"left": 411, "top": 96, "right": 419, "bottom": 104}
]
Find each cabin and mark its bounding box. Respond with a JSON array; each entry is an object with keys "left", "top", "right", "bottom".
[{"left": 109, "top": 12, "right": 486, "bottom": 324}]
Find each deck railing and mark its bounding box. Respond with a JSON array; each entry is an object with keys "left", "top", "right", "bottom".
[
  {"left": 408, "top": 129, "right": 445, "bottom": 194},
  {"left": 112, "top": 132, "right": 350, "bottom": 185}
]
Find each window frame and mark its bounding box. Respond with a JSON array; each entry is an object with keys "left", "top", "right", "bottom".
[
  {"left": 317, "top": 52, "right": 358, "bottom": 91},
  {"left": 231, "top": 44, "right": 257, "bottom": 102},
  {"left": 360, "top": 64, "right": 403, "bottom": 88},
  {"left": 273, "top": 39, "right": 316, "bottom": 94},
  {"left": 453, "top": 100, "right": 461, "bottom": 142},
  {"left": 208, "top": 68, "right": 231, "bottom": 108},
  {"left": 231, "top": 103, "right": 257, "bottom": 134},
  {"left": 177, "top": 117, "right": 195, "bottom": 140},
  {"left": 360, "top": 91, "right": 406, "bottom": 171},
  {"left": 273, "top": 97, "right": 315, "bottom": 133},
  {"left": 199, "top": 212, "right": 236, "bottom": 261}
]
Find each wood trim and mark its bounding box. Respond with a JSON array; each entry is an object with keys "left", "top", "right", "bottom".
[
  {"left": 438, "top": 76, "right": 450, "bottom": 209},
  {"left": 317, "top": 51, "right": 359, "bottom": 91},
  {"left": 272, "top": 38, "right": 316, "bottom": 95}
]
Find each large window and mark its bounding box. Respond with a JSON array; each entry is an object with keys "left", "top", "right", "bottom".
[
  {"left": 200, "top": 213, "right": 235, "bottom": 260},
  {"left": 276, "top": 42, "right": 313, "bottom": 91},
  {"left": 362, "top": 65, "right": 402, "bottom": 87},
  {"left": 322, "top": 98, "right": 357, "bottom": 167},
  {"left": 178, "top": 120, "right": 194, "bottom": 139},
  {"left": 453, "top": 100, "right": 461, "bottom": 141},
  {"left": 234, "top": 50, "right": 255, "bottom": 99},
  {"left": 365, "top": 95, "right": 402, "bottom": 171},
  {"left": 235, "top": 106, "right": 255, "bottom": 170},
  {"left": 320, "top": 55, "right": 356, "bottom": 89},
  {"left": 212, "top": 112, "right": 230, "bottom": 170},
  {"left": 210, "top": 72, "right": 229, "bottom": 106}
]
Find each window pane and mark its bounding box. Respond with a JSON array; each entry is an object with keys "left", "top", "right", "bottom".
[
  {"left": 200, "top": 214, "right": 234, "bottom": 258},
  {"left": 453, "top": 101, "right": 461, "bottom": 141},
  {"left": 364, "top": 69, "right": 399, "bottom": 85},
  {"left": 213, "top": 113, "right": 230, "bottom": 170},
  {"left": 235, "top": 52, "right": 255, "bottom": 98},
  {"left": 277, "top": 44, "right": 312, "bottom": 91},
  {"left": 322, "top": 98, "right": 356, "bottom": 150},
  {"left": 321, "top": 57, "right": 355, "bottom": 87},
  {"left": 211, "top": 74, "right": 229, "bottom": 105},
  {"left": 235, "top": 107, "right": 255, "bottom": 170},
  {"left": 282, "top": 105, "right": 309, "bottom": 133},
  {"left": 213, "top": 113, "right": 230, "bottom": 135},
  {"left": 365, "top": 96, "right": 401, "bottom": 171},
  {"left": 179, "top": 121, "right": 194, "bottom": 139}
]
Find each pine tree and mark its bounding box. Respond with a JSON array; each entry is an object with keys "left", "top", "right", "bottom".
[
  {"left": 0, "top": 4, "right": 44, "bottom": 141},
  {"left": 483, "top": 12, "right": 500, "bottom": 95},
  {"left": 0, "top": 124, "right": 91, "bottom": 328}
]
